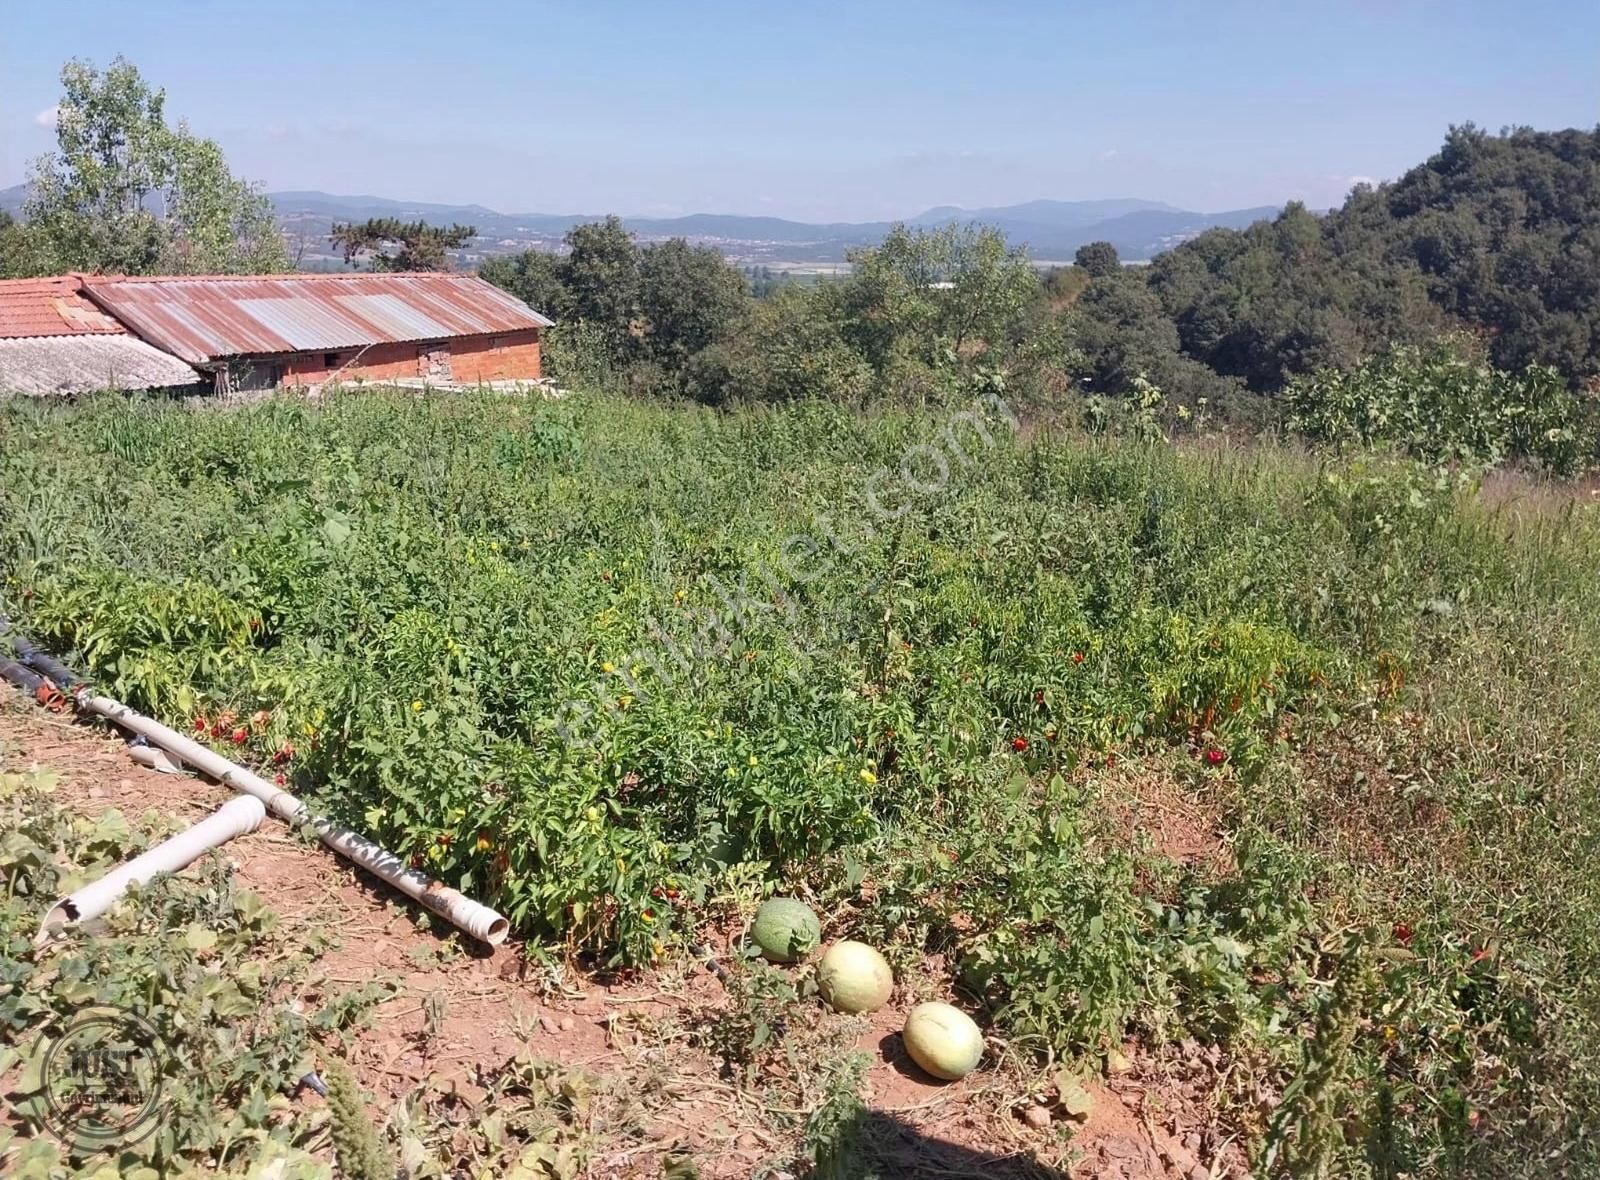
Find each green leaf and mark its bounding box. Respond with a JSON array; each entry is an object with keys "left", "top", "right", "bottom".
[
  {"left": 184, "top": 924, "right": 219, "bottom": 953},
  {"left": 15, "top": 1037, "right": 50, "bottom": 1094},
  {"left": 322, "top": 514, "right": 353, "bottom": 546},
  {"left": 1211, "top": 934, "right": 1251, "bottom": 962},
  {"left": 1057, "top": 1075, "right": 1094, "bottom": 1121}
]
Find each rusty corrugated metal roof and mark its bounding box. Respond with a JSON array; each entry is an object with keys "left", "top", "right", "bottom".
[
  {"left": 0, "top": 277, "right": 126, "bottom": 339},
  {"left": 81, "top": 273, "right": 554, "bottom": 364}
]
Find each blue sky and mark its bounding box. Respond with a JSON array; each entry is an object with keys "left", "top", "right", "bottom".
[{"left": 3, "top": 1, "right": 1595, "bottom": 221}]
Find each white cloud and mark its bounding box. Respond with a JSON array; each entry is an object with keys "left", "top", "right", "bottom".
[
  {"left": 1098, "top": 149, "right": 1121, "bottom": 161},
  {"left": 33, "top": 105, "right": 59, "bottom": 129}
]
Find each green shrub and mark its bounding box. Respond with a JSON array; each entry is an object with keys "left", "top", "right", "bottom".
[{"left": 1286, "top": 341, "right": 1597, "bottom": 474}]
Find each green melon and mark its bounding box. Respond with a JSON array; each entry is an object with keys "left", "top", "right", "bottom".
[
  {"left": 816, "top": 940, "right": 894, "bottom": 1013},
  {"left": 750, "top": 898, "right": 821, "bottom": 963},
  {"left": 902, "top": 1002, "right": 984, "bottom": 1081}
]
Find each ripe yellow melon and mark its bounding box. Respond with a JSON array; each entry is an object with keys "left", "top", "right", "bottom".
[
  {"left": 816, "top": 940, "right": 894, "bottom": 1013},
  {"left": 902, "top": 1002, "right": 984, "bottom": 1080}
]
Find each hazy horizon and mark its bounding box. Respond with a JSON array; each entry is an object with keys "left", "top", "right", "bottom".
[
  {"left": 4, "top": 1, "right": 1595, "bottom": 223},
  {"left": 196, "top": 191, "right": 1260, "bottom": 223}
]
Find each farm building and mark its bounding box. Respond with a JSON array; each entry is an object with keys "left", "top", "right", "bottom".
[
  {"left": 78, "top": 272, "right": 553, "bottom": 392},
  {"left": 0, "top": 276, "right": 203, "bottom": 396}
]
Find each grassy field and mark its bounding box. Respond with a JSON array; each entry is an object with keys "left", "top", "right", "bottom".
[{"left": 2, "top": 387, "right": 1598, "bottom": 1176}]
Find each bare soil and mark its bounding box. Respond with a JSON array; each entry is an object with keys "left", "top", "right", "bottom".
[{"left": 1093, "top": 761, "right": 1232, "bottom": 873}]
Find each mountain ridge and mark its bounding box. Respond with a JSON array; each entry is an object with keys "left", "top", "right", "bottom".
[{"left": 1, "top": 182, "right": 1284, "bottom": 265}]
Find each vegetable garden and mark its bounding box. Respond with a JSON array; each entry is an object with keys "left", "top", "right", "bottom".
[{"left": 3, "top": 386, "right": 1599, "bottom": 1176}]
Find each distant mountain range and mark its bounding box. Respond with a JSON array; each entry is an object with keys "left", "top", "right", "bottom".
[{"left": 0, "top": 183, "right": 1281, "bottom": 268}]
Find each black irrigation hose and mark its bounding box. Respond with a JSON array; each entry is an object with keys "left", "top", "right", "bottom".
[
  {"left": 0, "top": 658, "right": 48, "bottom": 695},
  {"left": 0, "top": 614, "right": 84, "bottom": 688},
  {"left": 0, "top": 614, "right": 79, "bottom": 712},
  {"left": 18, "top": 646, "right": 80, "bottom": 689}
]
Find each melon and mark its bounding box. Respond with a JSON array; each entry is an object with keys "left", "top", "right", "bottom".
[
  {"left": 750, "top": 898, "right": 821, "bottom": 963},
  {"left": 902, "top": 1002, "right": 984, "bottom": 1081},
  {"left": 816, "top": 940, "right": 894, "bottom": 1014}
]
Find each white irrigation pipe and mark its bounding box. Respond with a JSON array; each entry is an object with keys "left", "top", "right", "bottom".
[
  {"left": 128, "top": 743, "right": 183, "bottom": 774},
  {"left": 36, "top": 795, "right": 266, "bottom": 946},
  {"left": 74, "top": 691, "right": 510, "bottom": 947}
]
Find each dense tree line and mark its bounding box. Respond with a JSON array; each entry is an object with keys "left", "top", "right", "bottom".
[
  {"left": 478, "top": 216, "right": 750, "bottom": 394},
  {"left": 477, "top": 124, "right": 1599, "bottom": 468},
  {"left": 1131, "top": 124, "right": 1600, "bottom": 391},
  {"left": 483, "top": 221, "right": 1044, "bottom": 406}
]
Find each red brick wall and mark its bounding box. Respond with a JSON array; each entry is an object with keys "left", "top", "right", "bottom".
[
  {"left": 448, "top": 329, "right": 542, "bottom": 383},
  {"left": 269, "top": 329, "right": 542, "bottom": 387},
  {"left": 279, "top": 342, "right": 424, "bottom": 385}
]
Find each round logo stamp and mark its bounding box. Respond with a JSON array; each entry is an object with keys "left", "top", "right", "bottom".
[{"left": 37, "top": 1007, "right": 166, "bottom": 1148}]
